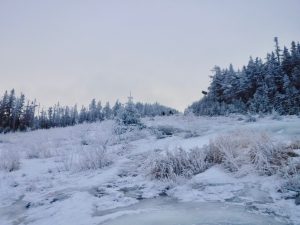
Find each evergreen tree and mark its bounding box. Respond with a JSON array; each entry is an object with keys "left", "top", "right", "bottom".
[
  {"left": 0, "top": 91, "right": 9, "bottom": 129},
  {"left": 96, "top": 101, "right": 104, "bottom": 121},
  {"left": 71, "top": 104, "right": 78, "bottom": 125},
  {"left": 116, "top": 94, "right": 141, "bottom": 126},
  {"left": 187, "top": 38, "right": 300, "bottom": 116},
  {"left": 274, "top": 37, "right": 281, "bottom": 64},
  {"left": 103, "top": 102, "right": 112, "bottom": 120},
  {"left": 12, "top": 93, "right": 25, "bottom": 130},
  {"left": 112, "top": 100, "right": 122, "bottom": 118},
  {"left": 88, "top": 99, "right": 97, "bottom": 122},
  {"left": 79, "top": 106, "right": 87, "bottom": 123},
  {"left": 7, "top": 89, "right": 16, "bottom": 129}
]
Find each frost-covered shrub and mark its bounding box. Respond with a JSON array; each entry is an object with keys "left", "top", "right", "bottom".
[
  {"left": 206, "top": 131, "right": 296, "bottom": 176},
  {"left": 21, "top": 131, "right": 60, "bottom": 159},
  {"left": 25, "top": 143, "right": 53, "bottom": 159},
  {"left": 288, "top": 140, "right": 300, "bottom": 150},
  {"left": 155, "top": 125, "right": 182, "bottom": 139},
  {"left": 206, "top": 136, "right": 245, "bottom": 172},
  {"left": 147, "top": 148, "right": 209, "bottom": 180},
  {"left": 280, "top": 153, "right": 300, "bottom": 194},
  {"left": 0, "top": 149, "right": 20, "bottom": 172},
  {"left": 113, "top": 123, "right": 132, "bottom": 135},
  {"left": 78, "top": 147, "right": 111, "bottom": 170},
  {"left": 150, "top": 125, "right": 182, "bottom": 139},
  {"left": 245, "top": 115, "right": 257, "bottom": 122},
  {"left": 80, "top": 139, "right": 89, "bottom": 146},
  {"left": 148, "top": 130, "right": 299, "bottom": 181},
  {"left": 249, "top": 135, "right": 292, "bottom": 176},
  {"left": 205, "top": 131, "right": 254, "bottom": 172},
  {"left": 184, "top": 131, "right": 200, "bottom": 139},
  {"left": 283, "top": 174, "right": 300, "bottom": 193},
  {"left": 61, "top": 152, "right": 75, "bottom": 171},
  {"left": 62, "top": 145, "right": 112, "bottom": 172},
  {"left": 156, "top": 125, "right": 179, "bottom": 136},
  {"left": 113, "top": 123, "right": 147, "bottom": 143},
  {"left": 25, "top": 146, "right": 40, "bottom": 159},
  {"left": 271, "top": 110, "right": 282, "bottom": 120}
]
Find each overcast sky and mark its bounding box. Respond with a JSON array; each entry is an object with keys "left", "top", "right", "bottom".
[{"left": 0, "top": 0, "right": 300, "bottom": 111}]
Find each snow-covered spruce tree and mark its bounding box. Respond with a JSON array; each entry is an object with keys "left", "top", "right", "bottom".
[
  {"left": 96, "top": 101, "right": 104, "bottom": 121},
  {"left": 113, "top": 95, "right": 143, "bottom": 135},
  {"left": 103, "top": 102, "right": 113, "bottom": 120},
  {"left": 115, "top": 94, "right": 142, "bottom": 127},
  {"left": 88, "top": 99, "right": 98, "bottom": 122},
  {"left": 187, "top": 38, "right": 300, "bottom": 116},
  {"left": 0, "top": 90, "right": 34, "bottom": 132},
  {"left": 249, "top": 84, "right": 271, "bottom": 114},
  {"left": 112, "top": 100, "right": 122, "bottom": 118}
]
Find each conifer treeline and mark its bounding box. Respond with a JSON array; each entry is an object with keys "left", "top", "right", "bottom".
[
  {"left": 0, "top": 90, "right": 177, "bottom": 133},
  {"left": 187, "top": 38, "right": 300, "bottom": 116}
]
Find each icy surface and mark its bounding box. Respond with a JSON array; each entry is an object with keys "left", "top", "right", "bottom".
[
  {"left": 0, "top": 115, "right": 300, "bottom": 225},
  {"left": 99, "top": 198, "right": 286, "bottom": 225}
]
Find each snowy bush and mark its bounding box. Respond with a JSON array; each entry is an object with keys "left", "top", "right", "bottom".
[
  {"left": 288, "top": 139, "right": 300, "bottom": 150},
  {"left": 25, "top": 146, "right": 40, "bottom": 159},
  {"left": 148, "top": 131, "right": 299, "bottom": 180},
  {"left": 271, "top": 110, "right": 282, "bottom": 120},
  {"left": 281, "top": 150, "right": 300, "bottom": 185},
  {"left": 206, "top": 131, "right": 297, "bottom": 176},
  {"left": 205, "top": 135, "right": 245, "bottom": 172},
  {"left": 0, "top": 149, "right": 20, "bottom": 172},
  {"left": 62, "top": 145, "right": 112, "bottom": 172},
  {"left": 150, "top": 125, "right": 183, "bottom": 139},
  {"left": 283, "top": 174, "right": 300, "bottom": 193},
  {"left": 78, "top": 147, "right": 111, "bottom": 170},
  {"left": 147, "top": 148, "right": 209, "bottom": 180},
  {"left": 248, "top": 135, "right": 291, "bottom": 175},
  {"left": 61, "top": 152, "right": 75, "bottom": 171},
  {"left": 113, "top": 122, "right": 148, "bottom": 143},
  {"left": 184, "top": 131, "right": 200, "bottom": 139},
  {"left": 25, "top": 142, "right": 54, "bottom": 159},
  {"left": 245, "top": 115, "right": 257, "bottom": 122}
]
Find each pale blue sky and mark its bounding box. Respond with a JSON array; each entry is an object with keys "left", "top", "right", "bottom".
[{"left": 0, "top": 0, "right": 299, "bottom": 111}]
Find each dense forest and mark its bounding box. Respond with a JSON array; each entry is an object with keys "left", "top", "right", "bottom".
[
  {"left": 187, "top": 38, "right": 300, "bottom": 116},
  {"left": 0, "top": 90, "right": 177, "bottom": 133}
]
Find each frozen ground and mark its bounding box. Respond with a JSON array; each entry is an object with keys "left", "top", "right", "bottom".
[{"left": 0, "top": 115, "right": 300, "bottom": 225}]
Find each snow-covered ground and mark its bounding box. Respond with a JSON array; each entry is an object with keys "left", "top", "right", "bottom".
[{"left": 0, "top": 115, "right": 300, "bottom": 225}]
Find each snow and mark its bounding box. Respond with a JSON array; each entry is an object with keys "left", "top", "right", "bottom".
[{"left": 0, "top": 115, "right": 300, "bottom": 225}]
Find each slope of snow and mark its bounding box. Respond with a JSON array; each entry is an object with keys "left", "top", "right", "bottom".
[{"left": 0, "top": 115, "right": 299, "bottom": 225}]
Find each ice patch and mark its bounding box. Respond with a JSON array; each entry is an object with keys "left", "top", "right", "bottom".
[{"left": 99, "top": 198, "right": 288, "bottom": 225}]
